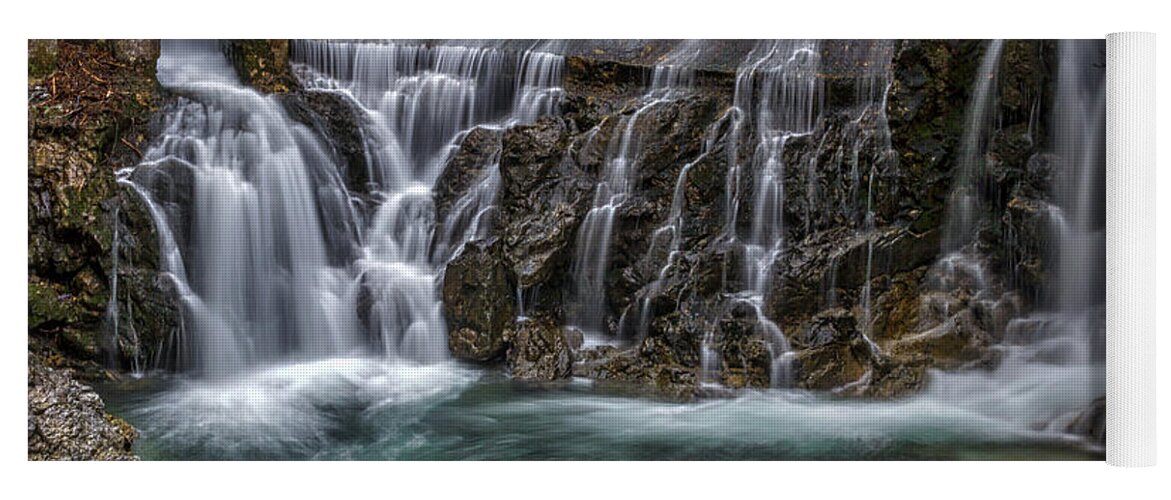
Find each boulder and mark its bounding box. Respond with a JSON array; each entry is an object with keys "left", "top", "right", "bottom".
[
  {"left": 1065, "top": 397, "right": 1106, "bottom": 446},
  {"left": 280, "top": 90, "right": 372, "bottom": 195},
  {"left": 791, "top": 309, "right": 874, "bottom": 390},
  {"left": 506, "top": 317, "right": 574, "bottom": 381},
  {"left": 442, "top": 239, "right": 515, "bottom": 361},
  {"left": 27, "top": 356, "right": 137, "bottom": 460}
]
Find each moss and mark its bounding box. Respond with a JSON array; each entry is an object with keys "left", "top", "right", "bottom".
[
  {"left": 29, "top": 40, "right": 164, "bottom": 371},
  {"left": 28, "top": 40, "right": 58, "bottom": 80},
  {"left": 224, "top": 40, "right": 296, "bottom": 94},
  {"left": 28, "top": 278, "right": 91, "bottom": 328}
]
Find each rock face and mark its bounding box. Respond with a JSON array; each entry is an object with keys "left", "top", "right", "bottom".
[
  {"left": 28, "top": 40, "right": 174, "bottom": 373},
  {"left": 430, "top": 39, "right": 1065, "bottom": 402},
  {"left": 506, "top": 317, "right": 574, "bottom": 381},
  {"left": 442, "top": 239, "right": 516, "bottom": 361},
  {"left": 28, "top": 356, "right": 137, "bottom": 460},
  {"left": 221, "top": 40, "right": 296, "bottom": 93}
]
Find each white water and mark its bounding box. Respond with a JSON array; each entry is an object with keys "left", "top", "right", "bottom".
[
  {"left": 106, "top": 40, "right": 1103, "bottom": 460},
  {"left": 569, "top": 64, "right": 695, "bottom": 345},
  {"left": 724, "top": 40, "right": 823, "bottom": 386},
  {"left": 941, "top": 39, "right": 1004, "bottom": 255},
  {"left": 122, "top": 40, "right": 563, "bottom": 376}
]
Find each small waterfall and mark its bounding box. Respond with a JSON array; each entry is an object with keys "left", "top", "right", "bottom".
[
  {"left": 636, "top": 110, "right": 730, "bottom": 345},
  {"left": 513, "top": 51, "right": 565, "bottom": 124},
  {"left": 1003, "top": 40, "right": 1106, "bottom": 365},
  {"left": 569, "top": 63, "right": 695, "bottom": 345},
  {"left": 941, "top": 40, "right": 1004, "bottom": 254},
  {"left": 925, "top": 40, "right": 1105, "bottom": 435},
  {"left": 853, "top": 42, "right": 896, "bottom": 357},
  {"left": 724, "top": 40, "right": 822, "bottom": 387},
  {"left": 122, "top": 40, "right": 563, "bottom": 376}
]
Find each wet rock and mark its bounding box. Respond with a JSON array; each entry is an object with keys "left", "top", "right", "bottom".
[
  {"left": 434, "top": 127, "right": 503, "bottom": 222},
  {"left": 497, "top": 117, "right": 592, "bottom": 294},
  {"left": 717, "top": 335, "right": 771, "bottom": 389},
  {"left": 770, "top": 226, "right": 938, "bottom": 325},
  {"left": 104, "top": 187, "right": 183, "bottom": 371},
  {"left": 791, "top": 309, "right": 875, "bottom": 391},
  {"left": 863, "top": 359, "right": 929, "bottom": 398},
  {"left": 506, "top": 317, "right": 574, "bottom": 381},
  {"left": 870, "top": 268, "right": 928, "bottom": 342},
  {"left": 442, "top": 239, "right": 515, "bottom": 361},
  {"left": 889, "top": 306, "right": 995, "bottom": 369},
  {"left": 888, "top": 40, "right": 984, "bottom": 217},
  {"left": 1002, "top": 192, "right": 1056, "bottom": 302},
  {"left": 1065, "top": 397, "right": 1106, "bottom": 446},
  {"left": 27, "top": 356, "right": 137, "bottom": 460},
  {"left": 573, "top": 346, "right": 698, "bottom": 401},
  {"left": 280, "top": 90, "right": 371, "bottom": 195},
  {"left": 780, "top": 106, "right": 900, "bottom": 240}
]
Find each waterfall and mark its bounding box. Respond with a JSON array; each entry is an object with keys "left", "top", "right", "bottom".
[
  {"left": 1002, "top": 40, "right": 1106, "bottom": 365},
  {"left": 854, "top": 41, "right": 896, "bottom": 357},
  {"left": 941, "top": 40, "right": 1004, "bottom": 255},
  {"left": 724, "top": 40, "right": 823, "bottom": 387},
  {"left": 121, "top": 40, "right": 563, "bottom": 376},
  {"left": 925, "top": 40, "right": 1105, "bottom": 434},
  {"left": 568, "top": 64, "right": 695, "bottom": 345}
]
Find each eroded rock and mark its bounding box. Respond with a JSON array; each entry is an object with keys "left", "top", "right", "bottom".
[{"left": 442, "top": 239, "right": 515, "bottom": 361}]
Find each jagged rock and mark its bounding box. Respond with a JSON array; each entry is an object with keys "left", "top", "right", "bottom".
[
  {"left": 888, "top": 40, "right": 985, "bottom": 216},
  {"left": 442, "top": 239, "right": 515, "bottom": 361},
  {"left": 497, "top": 117, "right": 592, "bottom": 294},
  {"left": 717, "top": 335, "right": 771, "bottom": 389},
  {"left": 221, "top": 40, "right": 296, "bottom": 93},
  {"left": 769, "top": 226, "right": 938, "bottom": 326},
  {"left": 791, "top": 309, "right": 874, "bottom": 390},
  {"left": 870, "top": 268, "right": 928, "bottom": 342},
  {"left": 27, "top": 356, "right": 137, "bottom": 460},
  {"left": 573, "top": 346, "right": 698, "bottom": 400},
  {"left": 506, "top": 317, "right": 574, "bottom": 381},
  {"left": 780, "top": 106, "right": 900, "bottom": 240}
]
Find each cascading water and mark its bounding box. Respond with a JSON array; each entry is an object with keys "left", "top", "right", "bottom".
[
  {"left": 569, "top": 64, "right": 694, "bottom": 345},
  {"left": 723, "top": 40, "right": 823, "bottom": 387},
  {"left": 121, "top": 40, "right": 564, "bottom": 375},
  {"left": 923, "top": 39, "right": 1105, "bottom": 437},
  {"left": 852, "top": 42, "right": 896, "bottom": 357},
  {"left": 940, "top": 39, "right": 1004, "bottom": 257},
  {"left": 96, "top": 39, "right": 1106, "bottom": 461}
]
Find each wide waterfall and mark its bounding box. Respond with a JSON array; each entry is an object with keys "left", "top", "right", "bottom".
[
  {"left": 120, "top": 40, "right": 564, "bottom": 375},
  {"left": 81, "top": 39, "right": 1106, "bottom": 461}
]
